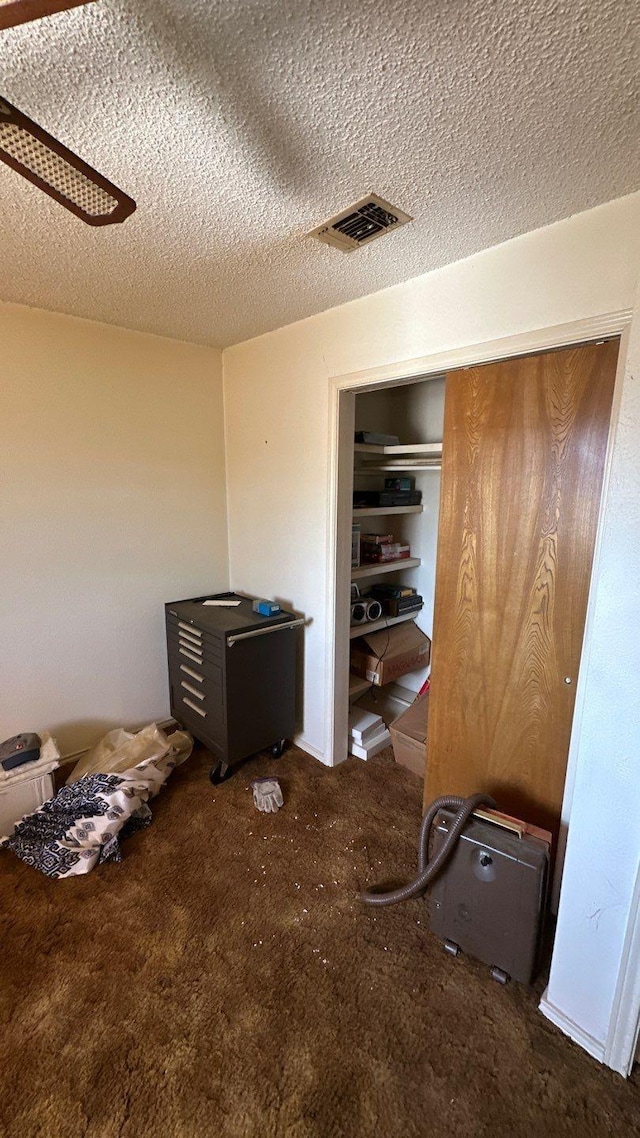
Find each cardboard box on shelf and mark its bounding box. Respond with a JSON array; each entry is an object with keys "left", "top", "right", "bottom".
[
  {"left": 390, "top": 691, "right": 429, "bottom": 778},
  {"left": 360, "top": 533, "right": 393, "bottom": 545},
  {"left": 362, "top": 542, "right": 411, "bottom": 563},
  {"left": 350, "top": 621, "right": 431, "bottom": 687},
  {"left": 355, "top": 681, "right": 415, "bottom": 728}
]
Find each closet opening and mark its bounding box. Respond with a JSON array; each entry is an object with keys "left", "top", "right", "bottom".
[{"left": 331, "top": 337, "right": 620, "bottom": 922}]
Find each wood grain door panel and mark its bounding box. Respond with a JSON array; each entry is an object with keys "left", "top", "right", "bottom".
[{"left": 424, "top": 340, "right": 619, "bottom": 836}]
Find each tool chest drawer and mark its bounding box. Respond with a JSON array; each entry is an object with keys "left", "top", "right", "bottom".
[
  {"left": 165, "top": 592, "right": 303, "bottom": 782},
  {"left": 167, "top": 626, "right": 223, "bottom": 673},
  {"left": 167, "top": 621, "right": 222, "bottom": 663}
]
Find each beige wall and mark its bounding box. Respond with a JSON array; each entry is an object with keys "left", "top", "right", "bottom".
[{"left": 0, "top": 304, "right": 227, "bottom": 755}]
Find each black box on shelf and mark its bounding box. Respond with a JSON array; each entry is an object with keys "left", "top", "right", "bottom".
[
  {"left": 352, "top": 489, "right": 422, "bottom": 508},
  {"left": 353, "top": 490, "right": 382, "bottom": 509},
  {"left": 355, "top": 431, "right": 400, "bottom": 446},
  {"left": 378, "top": 490, "right": 422, "bottom": 506},
  {"left": 381, "top": 595, "right": 424, "bottom": 617},
  {"left": 371, "top": 583, "right": 417, "bottom": 600},
  {"left": 384, "top": 476, "right": 415, "bottom": 491}
]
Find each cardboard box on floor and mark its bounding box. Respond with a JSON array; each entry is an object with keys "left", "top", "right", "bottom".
[
  {"left": 350, "top": 621, "right": 431, "bottom": 687},
  {"left": 390, "top": 690, "right": 429, "bottom": 778}
]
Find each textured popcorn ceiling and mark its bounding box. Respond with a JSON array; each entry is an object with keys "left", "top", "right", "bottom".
[{"left": 0, "top": 0, "right": 638, "bottom": 348}]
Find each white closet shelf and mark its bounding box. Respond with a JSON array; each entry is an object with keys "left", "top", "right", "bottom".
[
  {"left": 354, "top": 442, "right": 442, "bottom": 456},
  {"left": 352, "top": 505, "right": 423, "bottom": 517},
  {"left": 349, "top": 672, "right": 372, "bottom": 698},
  {"left": 351, "top": 557, "right": 421, "bottom": 579},
  {"left": 357, "top": 463, "right": 442, "bottom": 472},
  {"left": 349, "top": 609, "right": 422, "bottom": 639}
]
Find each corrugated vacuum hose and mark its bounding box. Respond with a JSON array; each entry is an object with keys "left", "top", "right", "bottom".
[{"left": 360, "top": 793, "right": 496, "bottom": 907}]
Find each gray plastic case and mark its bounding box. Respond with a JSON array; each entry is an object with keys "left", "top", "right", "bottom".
[{"left": 429, "top": 809, "right": 550, "bottom": 984}]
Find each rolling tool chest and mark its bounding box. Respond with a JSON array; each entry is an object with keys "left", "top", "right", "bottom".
[{"left": 165, "top": 592, "right": 302, "bottom": 783}]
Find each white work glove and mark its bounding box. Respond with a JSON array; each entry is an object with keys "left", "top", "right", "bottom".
[{"left": 250, "top": 777, "right": 284, "bottom": 813}]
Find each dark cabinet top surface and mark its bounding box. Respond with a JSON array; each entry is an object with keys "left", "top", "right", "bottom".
[{"left": 166, "top": 592, "right": 297, "bottom": 637}]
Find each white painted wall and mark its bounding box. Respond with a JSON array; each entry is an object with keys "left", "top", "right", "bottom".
[
  {"left": 223, "top": 190, "right": 640, "bottom": 1069},
  {"left": 0, "top": 304, "right": 227, "bottom": 756},
  {"left": 541, "top": 276, "right": 640, "bottom": 1069}
]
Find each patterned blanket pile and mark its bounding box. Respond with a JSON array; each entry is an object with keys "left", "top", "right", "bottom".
[{"left": 2, "top": 748, "right": 186, "bottom": 879}]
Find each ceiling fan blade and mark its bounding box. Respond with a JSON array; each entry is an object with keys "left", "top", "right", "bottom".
[
  {"left": 0, "top": 95, "right": 136, "bottom": 225},
  {"left": 0, "top": 1, "right": 95, "bottom": 31}
]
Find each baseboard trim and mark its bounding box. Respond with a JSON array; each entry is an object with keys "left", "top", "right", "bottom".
[
  {"left": 58, "top": 748, "right": 89, "bottom": 769},
  {"left": 61, "top": 726, "right": 330, "bottom": 771},
  {"left": 539, "top": 992, "right": 606, "bottom": 1064},
  {"left": 57, "top": 717, "right": 178, "bottom": 768},
  {"left": 293, "top": 735, "right": 329, "bottom": 764},
  {"left": 157, "top": 717, "right": 179, "bottom": 733}
]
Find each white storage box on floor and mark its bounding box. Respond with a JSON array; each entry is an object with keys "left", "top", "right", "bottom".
[
  {"left": 348, "top": 707, "right": 391, "bottom": 759},
  {"left": 0, "top": 732, "right": 60, "bottom": 839}
]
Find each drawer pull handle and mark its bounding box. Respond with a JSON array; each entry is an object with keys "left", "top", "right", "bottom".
[
  {"left": 178, "top": 632, "right": 203, "bottom": 649},
  {"left": 178, "top": 630, "right": 202, "bottom": 645},
  {"left": 227, "top": 617, "right": 305, "bottom": 647},
  {"left": 178, "top": 621, "right": 202, "bottom": 638},
  {"left": 179, "top": 647, "right": 202, "bottom": 664},
  {"left": 179, "top": 637, "right": 202, "bottom": 655},
  {"left": 181, "top": 681, "right": 205, "bottom": 700},
  {"left": 177, "top": 630, "right": 202, "bottom": 648},
  {"left": 183, "top": 697, "right": 206, "bottom": 718},
  {"left": 180, "top": 664, "right": 203, "bottom": 683}
]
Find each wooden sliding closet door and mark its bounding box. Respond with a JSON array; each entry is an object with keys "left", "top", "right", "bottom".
[{"left": 424, "top": 340, "right": 618, "bottom": 836}]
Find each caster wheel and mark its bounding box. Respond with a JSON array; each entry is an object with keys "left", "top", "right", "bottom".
[
  {"left": 490, "top": 966, "right": 510, "bottom": 985},
  {"left": 209, "top": 762, "right": 232, "bottom": 785},
  {"left": 270, "top": 739, "right": 286, "bottom": 759},
  {"left": 444, "top": 939, "right": 460, "bottom": 958}
]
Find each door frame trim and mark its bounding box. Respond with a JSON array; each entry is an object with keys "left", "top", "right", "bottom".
[
  {"left": 325, "top": 307, "right": 635, "bottom": 1073},
  {"left": 604, "top": 860, "right": 640, "bottom": 1075},
  {"left": 326, "top": 307, "right": 632, "bottom": 769}
]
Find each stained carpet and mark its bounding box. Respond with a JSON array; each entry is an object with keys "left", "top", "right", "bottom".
[{"left": 1, "top": 744, "right": 638, "bottom": 1138}]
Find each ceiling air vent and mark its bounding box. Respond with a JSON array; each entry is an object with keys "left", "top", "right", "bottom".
[{"left": 309, "top": 193, "right": 412, "bottom": 253}]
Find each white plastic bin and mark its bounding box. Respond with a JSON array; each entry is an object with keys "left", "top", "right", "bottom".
[{"left": 0, "top": 733, "right": 60, "bottom": 839}]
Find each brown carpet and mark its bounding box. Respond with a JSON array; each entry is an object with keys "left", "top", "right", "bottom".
[{"left": 1, "top": 744, "right": 638, "bottom": 1138}]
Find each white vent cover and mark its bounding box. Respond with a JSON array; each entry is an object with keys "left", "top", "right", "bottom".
[{"left": 309, "top": 193, "right": 412, "bottom": 253}]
